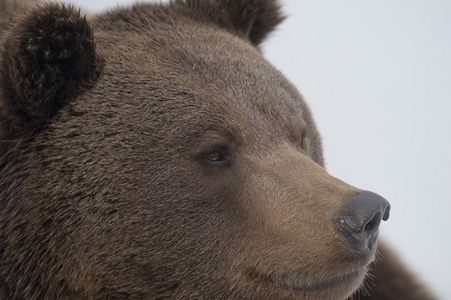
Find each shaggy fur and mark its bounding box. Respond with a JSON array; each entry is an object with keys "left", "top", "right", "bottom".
[
  {"left": 174, "top": 0, "right": 285, "bottom": 47},
  {"left": 0, "top": 0, "right": 40, "bottom": 35},
  {"left": 0, "top": 0, "right": 435, "bottom": 299},
  {"left": 356, "top": 243, "right": 435, "bottom": 299}
]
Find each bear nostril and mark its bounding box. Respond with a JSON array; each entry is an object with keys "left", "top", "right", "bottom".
[
  {"left": 363, "top": 212, "right": 381, "bottom": 236},
  {"left": 334, "top": 191, "right": 390, "bottom": 252}
]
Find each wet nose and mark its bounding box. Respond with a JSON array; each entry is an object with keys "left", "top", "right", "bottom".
[{"left": 334, "top": 191, "right": 390, "bottom": 252}]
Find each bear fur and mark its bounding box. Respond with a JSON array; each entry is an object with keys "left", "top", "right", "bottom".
[
  {"left": 0, "top": 0, "right": 435, "bottom": 299},
  {"left": 0, "top": 0, "right": 40, "bottom": 34}
]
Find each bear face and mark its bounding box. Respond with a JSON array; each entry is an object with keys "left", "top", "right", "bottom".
[{"left": 0, "top": 1, "right": 391, "bottom": 299}]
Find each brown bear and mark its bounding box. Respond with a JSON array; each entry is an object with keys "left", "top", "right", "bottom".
[{"left": 0, "top": 0, "right": 435, "bottom": 299}]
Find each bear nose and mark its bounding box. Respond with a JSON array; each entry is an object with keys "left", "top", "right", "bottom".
[{"left": 334, "top": 191, "right": 390, "bottom": 252}]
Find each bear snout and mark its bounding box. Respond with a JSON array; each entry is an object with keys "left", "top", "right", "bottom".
[{"left": 334, "top": 191, "right": 391, "bottom": 252}]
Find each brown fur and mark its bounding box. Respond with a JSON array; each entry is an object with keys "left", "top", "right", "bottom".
[
  {"left": 0, "top": 0, "right": 37, "bottom": 28},
  {"left": 355, "top": 243, "right": 435, "bottom": 300},
  {"left": 0, "top": 1, "right": 434, "bottom": 299}
]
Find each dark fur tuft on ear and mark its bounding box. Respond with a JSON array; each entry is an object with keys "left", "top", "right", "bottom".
[
  {"left": 174, "top": 0, "right": 285, "bottom": 47},
  {"left": 0, "top": 3, "right": 99, "bottom": 138}
]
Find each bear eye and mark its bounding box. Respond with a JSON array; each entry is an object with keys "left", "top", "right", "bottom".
[{"left": 205, "top": 151, "right": 226, "bottom": 163}]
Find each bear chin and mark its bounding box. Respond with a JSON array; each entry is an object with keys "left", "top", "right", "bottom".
[{"left": 244, "top": 267, "right": 367, "bottom": 299}]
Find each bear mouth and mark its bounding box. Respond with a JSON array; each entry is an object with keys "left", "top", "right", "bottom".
[{"left": 246, "top": 268, "right": 365, "bottom": 292}]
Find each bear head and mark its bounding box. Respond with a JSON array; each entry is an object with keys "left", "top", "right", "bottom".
[{"left": 0, "top": 1, "right": 390, "bottom": 299}]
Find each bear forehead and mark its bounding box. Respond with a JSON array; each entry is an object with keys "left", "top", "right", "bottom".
[{"left": 91, "top": 11, "right": 306, "bottom": 146}]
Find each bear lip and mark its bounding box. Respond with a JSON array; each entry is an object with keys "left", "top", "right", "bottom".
[
  {"left": 246, "top": 268, "right": 365, "bottom": 292},
  {"left": 283, "top": 270, "right": 362, "bottom": 291}
]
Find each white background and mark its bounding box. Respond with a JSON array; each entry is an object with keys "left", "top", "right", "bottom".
[{"left": 67, "top": 0, "right": 451, "bottom": 298}]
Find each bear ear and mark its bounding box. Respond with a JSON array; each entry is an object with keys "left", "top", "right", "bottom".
[
  {"left": 0, "top": 3, "right": 100, "bottom": 138},
  {"left": 175, "top": 0, "right": 285, "bottom": 47}
]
